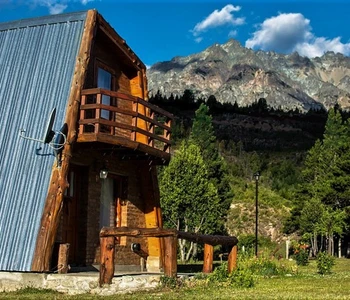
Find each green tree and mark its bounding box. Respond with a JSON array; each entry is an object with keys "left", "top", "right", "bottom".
[
  {"left": 320, "top": 208, "right": 347, "bottom": 255},
  {"left": 299, "top": 198, "right": 325, "bottom": 256},
  {"left": 287, "top": 108, "right": 350, "bottom": 254},
  {"left": 159, "top": 140, "right": 220, "bottom": 262},
  {"left": 190, "top": 104, "right": 233, "bottom": 232}
]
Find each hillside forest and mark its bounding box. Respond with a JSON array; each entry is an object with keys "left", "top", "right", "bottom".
[{"left": 150, "top": 90, "right": 350, "bottom": 262}]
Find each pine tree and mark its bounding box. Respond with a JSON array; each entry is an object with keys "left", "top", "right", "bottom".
[{"left": 190, "top": 104, "right": 233, "bottom": 233}]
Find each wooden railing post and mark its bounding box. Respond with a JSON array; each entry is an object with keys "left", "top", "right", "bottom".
[
  {"left": 228, "top": 245, "right": 238, "bottom": 273},
  {"left": 203, "top": 243, "right": 214, "bottom": 273},
  {"left": 163, "top": 236, "right": 177, "bottom": 278},
  {"left": 99, "top": 236, "right": 115, "bottom": 287},
  {"left": 95, "top": 93, "right": 101, "bottom": 134},
  {"left": 79, "top": 95, "right": 86, "bottom": 134}
]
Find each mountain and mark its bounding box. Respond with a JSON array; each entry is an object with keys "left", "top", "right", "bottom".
[{"left": 147, "top": 39, "right": 350, "bottom": 112}]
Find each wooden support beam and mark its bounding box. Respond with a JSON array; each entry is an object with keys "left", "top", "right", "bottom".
[
  {"left": 100, "top": 226, "right": 177, "bottom": 238},
  {"left": 177, "top": 231, "right": 238, "bottom": 247},
  {"left": 99, "top": 237, "right": 115, "bottom": 287},
  {"left": 163, "top": 236, "right": 177, "bottom": 278},
  {"left": 228, "top": 245, "right": 238, "bottom": 273},
  {"left": 57, "top": 243, "right": 70, "bottom": 274},
  {"left": 31, "top": 10, "right": 97, "bottom": 272},
  {"left": 202, "top": 244, "right": 214, "bottom": 273}
]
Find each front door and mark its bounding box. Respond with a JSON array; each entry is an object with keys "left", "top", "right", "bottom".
[{"left": 62, "top": 164, "right": 88, "bottom": 264}]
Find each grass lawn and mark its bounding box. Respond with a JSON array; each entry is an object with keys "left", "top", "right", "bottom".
[{"left": 1, "top": 258, "right": 349, "bottom": 299}]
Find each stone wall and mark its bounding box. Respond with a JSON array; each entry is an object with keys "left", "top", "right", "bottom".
[{"left": 0, "top": 272, "right": 161, "bottom": 295}]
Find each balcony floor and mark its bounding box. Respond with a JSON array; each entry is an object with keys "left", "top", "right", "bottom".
[{"left": 77, "top": 132, "right": 170, "bottom": 164}]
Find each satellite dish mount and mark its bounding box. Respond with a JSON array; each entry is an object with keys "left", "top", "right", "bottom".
[{"left": 19, "top": 108, "right": 67, "bottom": 151}]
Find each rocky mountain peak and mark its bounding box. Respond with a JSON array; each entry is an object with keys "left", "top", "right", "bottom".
[{"left": 147, "top": 39, "right": 350, "bottom": 111}]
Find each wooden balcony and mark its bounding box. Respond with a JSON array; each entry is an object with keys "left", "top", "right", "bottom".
[{"left": 77, "top": 88, "right": 172, "bottom": 162}]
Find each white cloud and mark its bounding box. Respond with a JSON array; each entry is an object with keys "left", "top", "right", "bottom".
[
  {"left": 195, "top": 37, "right": 203, "bottom": 43},
  {"left": 49, "top": 3, "right": 67, "bottom": 14},
  {"left": 294, "top": 37, "right": 350, "bottom": 57},
  {"left": 228, "top": 30, "right": 237, "bottom": 38},
  {"left": 29, "top": 0, "right": 95, "bottom": 15},
  {"left": 192, "top": 4, "right": 245, "bottom": 39},
  {"left": 245, "top": 13, "right": 350, "bottom": 57}
]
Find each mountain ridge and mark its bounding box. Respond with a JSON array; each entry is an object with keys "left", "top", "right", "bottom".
[{"left": 147, "top": 39, "right": 350, "bottom": 112}]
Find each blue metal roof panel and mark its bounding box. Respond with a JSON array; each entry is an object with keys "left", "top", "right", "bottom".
[{"left": 0, "top": 11, "right": 87, "bottom": 271}]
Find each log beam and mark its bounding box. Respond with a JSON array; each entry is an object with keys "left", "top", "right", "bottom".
[{"left": 31, "top": 10, "right": 97, "bottom": 272}]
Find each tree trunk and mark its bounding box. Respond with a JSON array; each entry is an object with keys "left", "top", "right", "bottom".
[{"left": 192, "top": 243, "right": 198, "bottom": 260}]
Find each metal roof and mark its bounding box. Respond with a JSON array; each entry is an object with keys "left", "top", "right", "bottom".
[{"left": 0, "top": 11, "right": 87, "bottom": 271}]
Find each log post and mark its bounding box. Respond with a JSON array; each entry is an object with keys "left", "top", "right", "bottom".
[
  {"left": 31, "top": 10, "right": 97, "bottom": 272},
  {"left": 99, "top": 236, "right": 115, "bottom": 287},
  {"left": 228, "top": 245, "right": 238, "bottom": 273},
  {"left": 203, "top": 243, "right": 214, "bottom": 273},
  {"left": 163, "top": 236, "right": 177, "bottom": 278},
  {"left": 57, "top": 243, "right": 70, "bottom": 274}
]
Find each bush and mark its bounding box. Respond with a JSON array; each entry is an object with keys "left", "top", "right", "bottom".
[
  {"left": 316, "top": 252, "right": 335, "bottom": 275},
  {"left": 229, "top": 268, "right": 255, "bottom": 288},
  {"left": 292, "top": 242, "right": 309, "bottom": 266},
  {"left": 160, "top": 276, "right": 182, "bottom": 289}
]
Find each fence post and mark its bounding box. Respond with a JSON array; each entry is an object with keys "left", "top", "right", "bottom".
[
  {"left": 203, "top": 244, "right": 214, "bottom": 273},
  {"left": 228, "top": 245, "right": 238, "bottom": 273},
  {"left": 99, "top": 236, "right": 115, "bottom": 287},
  {"left": 163, "top": 236, "right": 177, "bottom": 278}
]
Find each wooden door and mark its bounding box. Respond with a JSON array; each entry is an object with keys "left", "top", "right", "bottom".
[{"left": 62, "top": 164, "right": 86, "bottom": 264}]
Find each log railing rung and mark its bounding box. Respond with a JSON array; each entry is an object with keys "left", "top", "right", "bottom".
[{"left": 99, "top": 226, "right": 238, "bottom": 287}]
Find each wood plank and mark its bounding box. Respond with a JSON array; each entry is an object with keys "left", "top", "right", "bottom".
[
  {"left": 137, "top": 114, "right": 171, "bottom": 132},
  {"left": 80, "top": 103, "right": 138, "bottom": 117},
  {"left": 76, "top": 133, "right": 171, "bottom": 162},
  {"left": 163, "top": 236, "right": 177, "bottom": 278},
  {"left": 97, "top": 14, "right": 144, "bottom": 71},
  {"left": 177, "top": 231, "right": 238, "bottom": 247},
  {"left": 100, "top": 226, "right": 177, "bottom": 238},
  {"left": 31, "top": 9, "right": 97, "bottom": 272},
  {"left": 137, "top": 98, "right": 174, "bottom": 119},
  {"left": 78, "top": 118, "right": 171, "bottom": 145},
  {"left": 134, "top": 127, "right": 171, "bottom": 145},
  {"left": 202, "top": 244, "right": 213, "bottom": 273},
  {"left": 99, "top": 237, "right": 115, "bottom": 286},
  {"left": 228, "top": 245, "right": 238, "bottom": 273}
]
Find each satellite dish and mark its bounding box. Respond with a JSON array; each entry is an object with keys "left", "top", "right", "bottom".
[
  {"left": 43, "top": 108, "right": 56, "bottom": 144},
  {"left": 19, "top": 108, "right": 66, "bottom": 149}
]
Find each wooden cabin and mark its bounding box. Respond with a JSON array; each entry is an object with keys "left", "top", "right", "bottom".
[{"left": 0, "top": 10, "right": 172, "bottom": 273}]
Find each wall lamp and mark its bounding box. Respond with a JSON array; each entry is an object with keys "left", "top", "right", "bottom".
[{"left": 99, "top": 167, "right": 108, "bottom": 179}]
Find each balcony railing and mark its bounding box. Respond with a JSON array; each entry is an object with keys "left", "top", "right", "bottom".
[{"left": 77, "top": 88, "right": 172, "bottom": 160}]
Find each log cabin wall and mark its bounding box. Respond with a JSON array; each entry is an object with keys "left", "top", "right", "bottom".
[
  {"left": 55, "top": 147, "right": 157, "bottom": 270},
  {"left": 84, "top": 25, "right": 139, "bottom": 140}
]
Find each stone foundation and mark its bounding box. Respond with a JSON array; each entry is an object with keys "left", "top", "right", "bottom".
[{"left": 0, "top": 272, "right": 161, "bottom": 295}]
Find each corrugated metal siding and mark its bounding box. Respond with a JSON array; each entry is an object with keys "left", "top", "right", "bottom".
[{"left": 0, "top": 11, "right": 87, "bottom": 271}]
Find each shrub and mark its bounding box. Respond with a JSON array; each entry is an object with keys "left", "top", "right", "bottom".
[
  {"left": 208, "top": 262, "right": 229, "bottom": 283},
  {"left": 316, "top": 252, "right": 335, "bottom": 275},
  {"left": 292, "top": 242, "right": 309, "bottom": 266},
  {"left": 229, "top": 268, "right": 255, "bottom": 288},
  {"left": 160, "top": 276, "right": 181, "bottom": 289}
]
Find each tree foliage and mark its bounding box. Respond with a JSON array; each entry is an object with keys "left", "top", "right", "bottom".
[
  {"left": 190, "top": 104, "right": 233, "bottom": 231},
  {"left": 286, "top": 108, "right": 350, "bottom": 255},
  {"left": 159, "top": 141, "right": 220, "bottom": 261}
]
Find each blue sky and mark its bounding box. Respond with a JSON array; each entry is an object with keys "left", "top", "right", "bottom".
[{"left": 0, "top": 1, "right": 349, "bottom": 67}]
